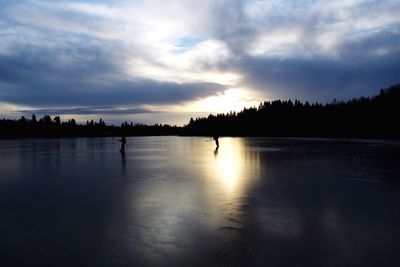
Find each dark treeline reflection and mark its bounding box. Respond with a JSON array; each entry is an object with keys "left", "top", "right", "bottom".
[{"left": 1, "top": 84, "right": 399, "bottom": 138}]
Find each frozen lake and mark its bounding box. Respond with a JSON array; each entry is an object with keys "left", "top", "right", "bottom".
[{"left": 1, "top": 137, "right": 399, "bottom": 266}]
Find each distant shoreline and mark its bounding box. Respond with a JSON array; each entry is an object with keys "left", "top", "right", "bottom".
[
  {"left": 1, "top": 135, "right": 399, "bottom": 144},
  {"left": 1, "top": 84, "right": 399, "bottom": 140}
]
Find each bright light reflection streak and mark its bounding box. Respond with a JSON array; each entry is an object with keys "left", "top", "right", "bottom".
[{"left": 208, "top": 138, "right": 260, "bottom": 199}]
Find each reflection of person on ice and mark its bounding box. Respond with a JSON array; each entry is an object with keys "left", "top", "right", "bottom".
[
  {"left": 213, "top": 135, "right": 219, "bottom": 148},
  {"left": 118, "top": 136, "right": 126, "bottom": 153}
]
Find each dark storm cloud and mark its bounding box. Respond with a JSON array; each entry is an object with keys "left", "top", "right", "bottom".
[
  {"left": 224, "top": 26, "right": 400, "bottom": 102},
  {"left": 201, "top": 0, "right": 400, "bottom": 102},
  {"left": 0, "top": 44, "right": 225, "bottom": 107},
  {"left": 337, "top": 27, "right": 400, "bottom": 60},
  {"left": 208, "top": 0, "right": 400, "bottom": 55},
  {"left": 18, "top": 107, "right": 153, "bottom": 116},
  {"left": 207, "top": 0, "right": 256, "bottom": 55},
  {"left": 234, "top": 54, "right": 400, "bottom": 102}
]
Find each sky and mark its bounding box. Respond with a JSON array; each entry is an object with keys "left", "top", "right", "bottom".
[{"left": 0, "top": 0, "right": 399, "bottom": 125}]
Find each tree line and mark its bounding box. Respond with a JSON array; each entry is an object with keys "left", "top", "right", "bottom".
[
  {"left": 0, "top": 114, "right": 180, "bottom": 138},
  {"left": 183, "top": 84, "right": 400, "bottom": 139},
  {"left": 0, "top": 84, "right": 399, "bottom": 138}
]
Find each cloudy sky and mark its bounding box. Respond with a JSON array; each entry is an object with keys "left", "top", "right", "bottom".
[{"left": 0, "top": 0, "right": 399, "bottom": 125}]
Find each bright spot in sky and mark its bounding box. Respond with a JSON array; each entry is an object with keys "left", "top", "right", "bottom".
[{"left": 179, "top": 89, "right": 260, "bottom": 114}]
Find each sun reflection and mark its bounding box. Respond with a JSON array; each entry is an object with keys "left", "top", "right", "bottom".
[
  {"left": 125, "top": 137, "right": 261, "bottom": 262},
  {"left": 214, "top": 146, "right": 243, "bottom": 195},
  {"left": 207, "top": 138, "right": 260, "bottom": 198}
]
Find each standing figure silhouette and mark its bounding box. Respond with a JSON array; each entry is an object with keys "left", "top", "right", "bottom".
[{"left": 119, "top": 136, "right": 126, "bottom": 153}]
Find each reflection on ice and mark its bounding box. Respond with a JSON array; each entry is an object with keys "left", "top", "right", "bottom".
[
  {"left": 246, "top": 147, "right": 283, "bottom": 152},
  {"left": 255, "top": 206, "right": 302, "bottom": 238},
  {"left": 0, "top": 137, "right": 399, "bottom": 266},
  {"left": 124, "top": 137, "right": 262, "bottom": 263},
  {"left": 208, "top": 138, "right": 260, "bottom": 197}
]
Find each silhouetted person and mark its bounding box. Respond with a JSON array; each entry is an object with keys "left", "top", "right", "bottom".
[
  {"left": 213, "top": 135, "right": 219, "bottom": 148},
  {"left": 119, "top": 136, "right": 126, "bottom": 153}
]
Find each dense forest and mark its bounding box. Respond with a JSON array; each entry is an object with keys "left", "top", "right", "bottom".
[
  {"left": 0, "top": 115, "right": 180, "bottom": 138},
  {"left": 183, "top": 84, "right": 400, "bottom": 138},
  {"left": 0, "top": 84, "right": 399, "bottom": 139}
]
